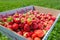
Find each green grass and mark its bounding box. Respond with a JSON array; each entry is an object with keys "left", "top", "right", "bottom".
[
  {"left": 0, "top": 0, "right": 60, "bottom": 40},
  {"left": 48, "top": 18, "right": 60, "bottom": 40},
  {"left": 0, "top": 33, "right": 11, "bottom": 40},
  {"left": 0, "top": 0, "right": 60, "bottom": 12}
]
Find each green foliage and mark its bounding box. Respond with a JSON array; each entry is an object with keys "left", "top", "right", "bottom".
[
  {"left": 0, "top": 0, "right": 60, "bottom": 12},
  {"left": 48, "top": 17, "right": 60, "bottom": 40},
  {"left": 0, "top": 33, "right": 11, "bottom": 40}
]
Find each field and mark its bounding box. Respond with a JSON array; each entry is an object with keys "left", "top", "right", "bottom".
[{"left": 0, "top": 0, "right": 60, "bottom": 40}]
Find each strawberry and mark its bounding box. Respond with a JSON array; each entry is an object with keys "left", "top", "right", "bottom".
[
  {"left": 27, "top": 37, "right": 33, "bottom": 40},
  {"left": 51, "top": 16, "right": 56, "bottom": 21},
  {"left": 32, "top": 33, "right": 37, "bottom": 38},
  {"left": 17, "top": 31, "right": 23, "bottom": 35},
  {"left": 29, "top": 31, "right": 33, "bottom": 36},
  {"left": 29, "top": 10, "right": 34, "bottom": 14},
  {"left": 24, "top": 24, "right": 30, "bottom": 31},
  {"left": 3, "top": 18, "right": 7, "bottom": 22},
  {"left": 45, "top": 24, "right": 51, "bottom": 30},
  {"left": 48, "top": 20, "right": 53, "bottom": 25},
  {"left": 13, "top": 13, "right": 19, "bottom": 18},
  {"left": 7, "top": 25, "right": 13, "bottom": 30},
  {"left": 23, "top": 32, "right": 30, "bottom": 38},
  {"left": 34, "top": 30, "right": 44, "bottom": 38},
  {"left": 34, "top": 37, "right": 41, "bottom": 40},
  {"left": 33, "top": 23, "right": 38, "bottom": 30},
  {"left": 21, "top": 17, "right": 26, "bottom": 23},
  {"left": 13, "top": 23, "right": 19, "bottom": 30},
  {"left": 33, "top": 10, "right": 39, "bottom": 15},
  {"left": 38, "top": 23, "right": 44, "bottom": 29},
  {"left": 13, "top": 18, "right": 20, "bottom": 23}
]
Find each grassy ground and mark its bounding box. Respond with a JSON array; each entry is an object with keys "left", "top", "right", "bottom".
[{"left": 0, "top": 0, "right": 60, "bottom": 40}]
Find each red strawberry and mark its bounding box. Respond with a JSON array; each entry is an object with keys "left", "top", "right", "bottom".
[
  {"left": 51, "top": 16, "right": 56, "bottom": 21},
  {"left": 4, "top": 22, "right": 8, "bottom": 27},
  {"left": 13, "top": 23, "right": 19, "bottom": 30},
  {"left": 7, "top": 25, "right": 13, "bottom": 30},
  {"left": 23, "top": 32, "right": 30, "bottom": 38},
  {"left": 33, "top": 10, "right": 39, "bottom": 15},
  {"left": 34, "top": 37, "right": 41, "bottom": 40},
  {"left": 29, "top": 32, "right": 33, "bottom": 36},
  {"left": 33, "top": 23, "right": 38, "bottom": 30},
  {"left": 32, "top": 33, "right": 37, "bottom": 38},
  {"left": 3, "top": 24, "right": 7, "bottom": 27},
  {"left": 19, "top": 14, "right": 22, "bottom": 18},
  {"left": 19, "top": 24, "right": 24, "bottom": 29},
  {"left": 8, "top": 22, "right": 13, "bottom": 25},
  {"left": 13, "top": 13, "right": 19, "bottom": 18},
  {"left": 17, "top": 31, "right": 23, "bottom": 35},
  {"left": 27, "top": 37, "right": 33, "bottom": 40},
  {"left": 24, "top": 24, "right": 30, "bottom": 32},
  {"left": 48, "top": 20, "right": 53, "bottom": 25},
  {"left": 13, "top": 18, "right": 20, "bottom": 23},
  {"left": 21, "top": 17, "right": 26, "bottom": 23},
  {"left": 29, "top": 10, "right": 34, "bottom": 14},
  {"left": 3, "top": 18, "right": 7, "bottom": 22},
  {"left": 38, "top": 23, "right": 44, "bottom": 29},
  {"left": 34, "top": 30, "right": 44, "bottom": 38},
  {"left": 45, "top": 24, "right": 51, "bottom": 30},
  {"left": 47, "top": 13, "right": 52, "bottom": 16}
]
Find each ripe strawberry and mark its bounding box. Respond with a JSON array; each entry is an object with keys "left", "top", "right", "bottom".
[
  {"left": 23, "top": 32, "right": 30, "bottom": 38},
  {"left": 7, "top": 25, "right": 13, "bottom": 30},
  {"left": 8, "top": 22, "right": 13, "bottom": 25},
  {"left": 13, "top": 13, "right": 19, "bottom": 18},
  {"left": 13, "top": 23, "right": 19, "bottom": 30},
  {"left": 24, "top": 24, "right": 30, "bottom": 31},
  {"left": 51, "top": 16, "right": 56, "bottom": 21},
  {"left": 34, "top": 37, "right": 41, "bottom": 40},
  {"left": 48, "top": 20, "right": 54, "bottom": 25},
  {"left": 32, "top": 19, "right": 36, "bottom": 23},
  {"left": 32, "top": 33, "right": 37, "bottom": 38},
  {"left": 38, "top": 23, "right": 44, "bottom": 29},
  {"left": 27, "top": 37, "right": 33, "bottom": 40},
  {"left": 17, "top": 31, "right": 23, "bottom": 35},
  {"left": 29, "top": 32, "right": 33, "bottom": 36},
  {"left": 45, "top": 24, "right": 51, "bottom": 30},
  {"left": 21, "top": 17, "right": 26, "bottom": 23},
  {"left": 43, "top": 30, "right": 47, "bottom": 34},
  {"left": 19, "top": 24, "right": 23, "bottom": 29},
  {"left": 13, "top": 18, "right": 20, "bottom": 23},
  {"left": 29, "top": 10, "right": 34, "bottom": 14},
  {"left": 4, "top": 22, "right": 8, "bottom": 27},
  {"left": 34, "top": 30, "right": 44, "bottom": 38},
  {"left": 19, "top": 14, "right": 22, "bottom": 18},
  {"left": 47, "top": 13, "right": 52, "bottom": 16},
  {"left": 3, "top": 18, "right": 7, "bottom": 22},
  {"left": 33, "top": 23, "right": 38, "bottom": 30},
  {"left": 33, "top": 10, "right": 39, "bottom": 15}
]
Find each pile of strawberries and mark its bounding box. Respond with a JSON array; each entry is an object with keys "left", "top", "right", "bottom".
[{"left": 0, "top": 10, "right": 56, "bottom": 40}]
